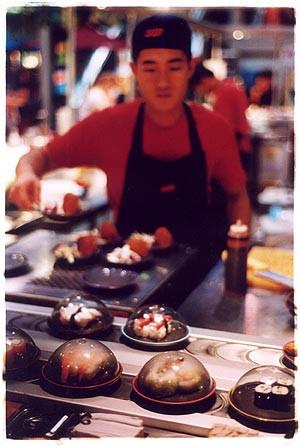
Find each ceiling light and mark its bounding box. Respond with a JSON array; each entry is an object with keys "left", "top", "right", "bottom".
[{"left": 233, "top": 30, "right": 244, "bottom": 40}]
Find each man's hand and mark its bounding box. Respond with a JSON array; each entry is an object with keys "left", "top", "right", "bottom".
[{"left": 8, "top": 173, "right": 41, "bottom": 210}]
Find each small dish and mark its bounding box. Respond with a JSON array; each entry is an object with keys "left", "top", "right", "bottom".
[
  {"left": 42, "top": 208, "right": 86, "bottom": 222},
  {"left": 53, "top": 242, "right": 101, "bottom": 266},
  {"left": 5, "top": 253, "right": 30, "bottom": 277},
  {"left": 82, "top": 267, "right": 138, "bottom": 292}
]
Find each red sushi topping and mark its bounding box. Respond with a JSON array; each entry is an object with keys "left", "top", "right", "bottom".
[{"left": 62, "top": 193, "right": 81, "bottom": 215}]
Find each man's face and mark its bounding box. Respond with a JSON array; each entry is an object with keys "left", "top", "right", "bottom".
[
  {"left": 196, "top": 77, "right": 214, "bottom": 96},
  {"left": 131, "top": 48, "right": 193, "bottom": 113}
]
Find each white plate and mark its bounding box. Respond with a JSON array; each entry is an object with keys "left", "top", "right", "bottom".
[
  {"left": 121, "top": 325, "right": 190, "bottom": 347},
  {"left": 247, "top": 348, "right": 283, "bottom": 366}
]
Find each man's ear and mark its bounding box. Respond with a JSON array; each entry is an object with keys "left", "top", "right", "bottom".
[
  {"left": 130, "top": 61, "right": 137, "bottom": 76},
  {"left": 188, "top": 58, "right": 197, "bottom": 79}
]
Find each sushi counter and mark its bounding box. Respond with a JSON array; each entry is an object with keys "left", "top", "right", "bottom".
[
  {"left": 5, "top": 218, "right": 296, "bottom": 439},
  {"left": 5, "top": 301, "right": 296, "bottom": 439}
]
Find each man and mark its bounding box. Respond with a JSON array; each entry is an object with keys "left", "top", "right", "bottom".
[
  {"left": 249, "top": 69, "right": 273, "bottom": 106},
  {"left": 189, "top": 62, "right": 251, "bottom": 171},
  {"left": 9, "top": 14, "right": 250, "bottom": 276}
]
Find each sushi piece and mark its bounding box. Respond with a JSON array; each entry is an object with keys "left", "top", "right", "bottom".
[
  {"left": 60, "top": 344, "right": 106, "bottom": 384},
  {"left": 77, "top": 234, "right": 98, "bottom": 257},
  {"left": 73, "top": 307, "right": 102, "bottom": 329},
  {"left": 132, "top": 313, "right": 173, "bottom": 340},
  {"left": 154, "top": 227, "right": 173, "bottom": 248},
  {"left": 271, "top": 385, "right": 289, "bottom": 411},
  {"left": 6, "top": 337, "right": 27, "bottom": 368},
  {"left": 59, "top": 304, "right": 81, "bottom": 325},
  {"left": 283, "top": 341, "right": 297, "bottom": 358},
  {"left": 107, "top": 245, "right": 141, "bottom": 264},
  {"left": 62, "top": 193, "right": 81, "bottom": 215},
  {"left": 276, "top": 378, "right": 295, "bottom": 404},
  {"left": 127, "top": 237, "right": 150, "bottom": 257},
  {"left": 98, "top": 221, "right": 119, "bottom": 242},
  {"left": 254, "top": 383, "right": 272, "bottom": 409}
]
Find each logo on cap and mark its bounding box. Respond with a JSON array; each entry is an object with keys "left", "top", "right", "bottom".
[{"left": 144, "top": 28, "right": 164, "bottom": 38}]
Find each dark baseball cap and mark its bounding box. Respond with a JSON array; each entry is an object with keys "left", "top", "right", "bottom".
[{"left": 131, "top": 14, "right": 192, "bottom": 61}]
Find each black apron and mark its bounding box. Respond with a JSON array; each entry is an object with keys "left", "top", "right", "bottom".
[{"left": 117, "top": 102, "right": 213, "bottom": 249}]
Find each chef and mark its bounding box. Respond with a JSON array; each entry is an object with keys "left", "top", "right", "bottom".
[{"left": 8, "top": 14, "right": 250, "bottom": 276}]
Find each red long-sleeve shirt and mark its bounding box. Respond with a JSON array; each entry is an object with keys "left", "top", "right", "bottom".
[{"left": 45, "top": 99, "right": 246, "bottom": 219}]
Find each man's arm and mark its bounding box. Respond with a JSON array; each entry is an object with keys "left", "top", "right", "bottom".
[
  {"left": 226, "top": 186, "right": 251, "bottom": 229},
  {"left": 8, "top": 147, "right": 52, "bottom": 210}
]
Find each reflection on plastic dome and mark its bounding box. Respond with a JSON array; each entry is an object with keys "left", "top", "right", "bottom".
[
  {"left": 48, "top": 294, "right": 113, "bottom": 337},
  {"left": 5, "top": 325, "right": 40, "bottom": 373},
  {"left": 137, "top": 351, "right": 212, "bottom": 399},
  {"left": 229, "top": 365, "right": 295, "bottom": 422},
  {"left": 123, "top": 304, "right": 189, "bottom": 344},
  {"left": 43, "top": 338, "right": 119, "bottom": 387}
]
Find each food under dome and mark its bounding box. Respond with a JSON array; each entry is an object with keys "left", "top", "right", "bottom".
[
  {"left": 48, "top": 294, "right": 113, "bottom": 336},
  {"left": 5, "top": 325, "right": 40, "bottom": 373},
  {"left": 43, "top": 338, "right": 119, "bottom": 388},
  {"left": 136, "top": 351, "right": 212, "bottom": 399},
  {"left": 124, "top": 304, "right": 189, "bottom": 343},
  {"left": 229, "top": 365, "right": 295, "bottom": 421}
]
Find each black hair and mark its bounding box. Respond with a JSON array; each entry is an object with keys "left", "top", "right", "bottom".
[
  {"left": 255, "top": 69, "right": 272, "bottom": 79},
  {"left": 189, "top": 62, "right": 214, "bottom": 89}
]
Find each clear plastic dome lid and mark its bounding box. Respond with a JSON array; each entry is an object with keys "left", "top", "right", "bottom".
[
  {"left": 233, "top": 365, "right": 295, "bottom": 389},
  {"left": 124, "top": 304, "right": 189, "bottom": 344},
  {"left": 229, "top": 365, "right": 295, "bottom": 421},
  {"left": 136, "top": 351, "right": 212, "bottom": 399},
  {"left": 6, "top": 325, "right": 40, "bottom": 371},
  {"left": 49, "top": 294, "right": 113, "bottom": 336},
  {"left": 43, "top": 338, "right": 119, "bottom": 387}
]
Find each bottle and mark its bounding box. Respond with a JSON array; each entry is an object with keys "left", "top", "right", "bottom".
[{"left": 225, "top": 220, "right": 249, "bottom": 297}]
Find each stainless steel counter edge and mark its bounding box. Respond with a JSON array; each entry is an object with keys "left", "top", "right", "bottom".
[{"left": 6, "top": 381, "right": 270, "bottom": 438}]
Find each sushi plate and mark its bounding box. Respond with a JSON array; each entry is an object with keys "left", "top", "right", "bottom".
[
  {"left": 5, "top": 253, "right": 30, "bottom": 277},
  {"left": 282, "top": 353, "right": 296, "bottom": 368},
  {"left": 132, "top": 376, "right": 216, "bottom": 406},
  {"left": 121, "top": 323, "right": 190, "bottom": 347},
  {"left": 228, "top": 381, "right": 295, "bottom": 423},
  {"left": 150, "top": 242, "right": 177, "bottom": 255},
  {"left": 82, "top": 267, "right": 138, "bottom": 292},
  {"left": 53, "top": 242, "right": 102, "bottom": 267},
  {"left": 105, "top": 254, "right": 154, "bottom": 270},
  {"left": 47, "top": 311, "right": 113, "bottom": 339},
  {"left": 41, "top": 200, "right": 90, "bottom": 222},
  {"left": 41, "top": 362, "right": 123, "bottom": 397}
]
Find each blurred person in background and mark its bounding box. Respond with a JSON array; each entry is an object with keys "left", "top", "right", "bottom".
[
  {"left": 6, "top": 87, "right": 30, "bottom": 138},
  {"left": 248, "top": 69, "right": 273, "bottom": 106},
  {"left": 79, "top": 71, "right": 121, "bottom": 120},
  {"left": 189, "top": 62, "right": 251, "bottom": 172},
  {"left": 9, "top": 14, "right": 250, "bottom": 282}
]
